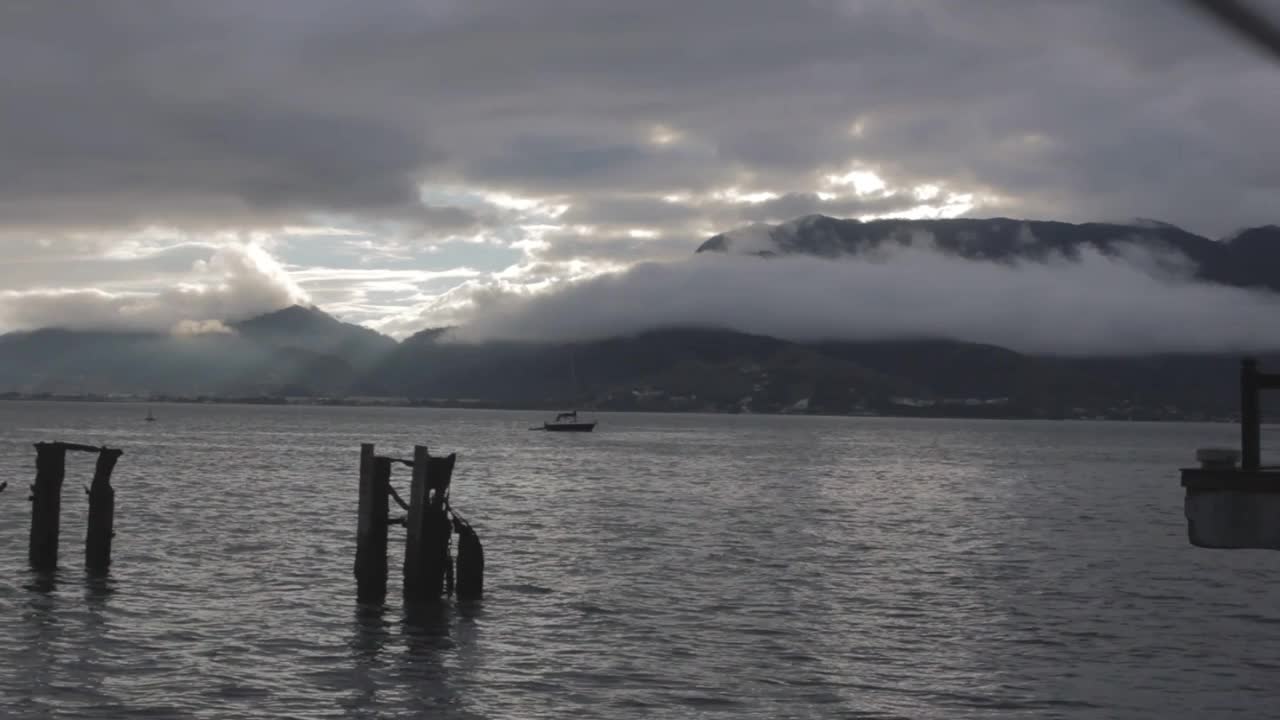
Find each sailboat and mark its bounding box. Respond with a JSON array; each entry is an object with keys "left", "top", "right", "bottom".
[
  {"left": 537, "top": 352, "right": 597, "bottom": 432},
  {"left": 543, "top": 409, "right": 596, "bottom": 432},
  {"left": 144, "top": 407, "right": 156, "bottom": 422}
]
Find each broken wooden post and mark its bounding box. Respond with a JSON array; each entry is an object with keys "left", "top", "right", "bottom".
[
  {"left": 29, "top": 442, "right": 67, "bottom": 572},
  {"left": 355, "top": 443, "right": 393, "bottom": 603},
  {"left": 403, "top": 445, "right": 458, "bottom": 604},
  {"left": 355, "top": 441, "right": 481, "bottom": 605},
  {"left": 424, "top": 452, "right": 456, "bottom": 600},
  {"left": 84, "top": 447, "right": 123, "bottom": 575},
  {"left": 453, "top": 515, "right": 484, "bottom": 601}
]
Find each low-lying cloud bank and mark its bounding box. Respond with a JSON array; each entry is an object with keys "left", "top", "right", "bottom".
[
  {"left": 0, "top": 243, "right": 307, "bottom": 333},
  {"left": 451, "top": 242, "right": 1280, "bottom": 356}
]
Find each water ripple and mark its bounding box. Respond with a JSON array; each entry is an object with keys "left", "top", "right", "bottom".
[{"left": 1, "top": 405, "right": 1279, "bottom": 717}]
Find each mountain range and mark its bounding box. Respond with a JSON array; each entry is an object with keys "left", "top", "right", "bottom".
[
  {"left": 3, "top": 216, "right": 1278, "bottom": 419},
  {"left": 699, "top": 215, "right": 1280, "bottom": 292}
]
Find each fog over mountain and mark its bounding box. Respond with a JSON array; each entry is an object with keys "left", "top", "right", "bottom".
[
  {"left": 6, "top": 214, "right": 1280, "bottom": 419},
  {"left": 6, "top": 216, "right": 1280, "bottom": 358},
  {"left": 0, "top": 243, "right": 308, "bottom": 333},
  {"left": 449, "top": 218, "right": 1280, "bottom": 356}
]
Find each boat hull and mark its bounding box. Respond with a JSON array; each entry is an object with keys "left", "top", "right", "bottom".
[{"left": 544, "top": 422, "right": 596, "bottom": 432}]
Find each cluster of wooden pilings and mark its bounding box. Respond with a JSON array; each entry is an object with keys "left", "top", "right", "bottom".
[
  {"left": 24, "top": 441, "right": 123, "bottom": 575},
  {"left": 355, "top": 443, "right": 484, "bottom": 605},
  {"left": 11, "top": 439, "right": 485, "bottom": 604}
]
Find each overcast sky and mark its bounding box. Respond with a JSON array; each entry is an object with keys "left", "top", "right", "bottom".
[{"left": 2, "top": 0, "right": 1279, "bottom": 339}]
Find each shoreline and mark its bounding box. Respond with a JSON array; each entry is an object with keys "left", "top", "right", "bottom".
[{"left": 0, "top": 394, "right": 1239, "bottom": 424}]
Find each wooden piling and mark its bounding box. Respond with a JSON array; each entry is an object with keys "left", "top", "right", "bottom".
[
  {"left": 423, "top": 453, "right": 456, "bottom": 600},
  {"left": 29, "top": 442, "right": 67, "bottom": 572},
  {"left": 355, "top": 443, "right": 392, "bottom": 603},
  {"left": 403, "top": 445, "right": 431, "bottom": 603},
  {"left": 454, "top": 517, "right": 484, "bottom": 601},
  {"left": 404, "top": 446, "right": 458, "bottom": 603},
  {"left": 84, "top": 447, "right": 123, "bottom": 575}
]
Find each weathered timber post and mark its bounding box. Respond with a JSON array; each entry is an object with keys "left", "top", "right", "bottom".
[
  {"left": 403, "top": 445, "right": 430, "bottom": 603},
  {"left": 454, "top": 515, "right": 484, "bottom": 601},
  {"left": 423, "top": 453, "right": 457, "bottom": 600},
  {"left": 356, "top": 441, "right": 480, "bottom": 604},
  {"left": 355, "top": 443, "right": 393, "bottom": 603},
  {"left": 29, "top": 442, "right": 68, "bottom": 571},
  {"left": 404, "top": 446, "right": 458, "bottom": 603},
  {"left": 84, "top": 447, "right": 123, "bottom": 574}
]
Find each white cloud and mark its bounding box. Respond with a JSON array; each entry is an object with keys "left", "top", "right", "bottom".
[
  {"left": 827, "top": 170, "right": 889, "bottom": 196},
  {"left": 445, "top": 241, "right": 1280, "bottom": 356},
  {"left": 172, "top": 319, "right": 234, "bottom": 336},
  {"left": 0, "top": 243, "right": 306, "bottom": 332}
]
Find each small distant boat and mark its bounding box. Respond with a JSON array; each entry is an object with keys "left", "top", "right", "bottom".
[
  {"left": 541, "top": 410, "right": 596, "bottom": 432},
  {"left": 529, "top": 352, "right": 598, "bottom": 432},
  {"left": 144, "top": 408, "right": 156, "bottom": 422}
]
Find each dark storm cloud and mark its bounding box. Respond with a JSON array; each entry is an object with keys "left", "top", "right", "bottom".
[
  {"left": 0, "top": 2, "right": 436, "bottom": 229},
  {"left": 3, "top": 0, "right": 1278, "bottom": 236},
  {"left": 464, "top": 134, "right": 724, "bottom": 192},
  {"left": 4, "top": 0, "right": 1280, "bottom": 338}
]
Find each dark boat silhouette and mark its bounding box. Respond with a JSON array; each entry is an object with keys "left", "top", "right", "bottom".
[
  {"left": 530, "top": 353, "right": 597, "bottom": 432},
  {"left": 145, "top": 407, "right": 156, "bottom": 422},
  {"left": 541, "top": 410, "right": 596, "bottom": 432}
]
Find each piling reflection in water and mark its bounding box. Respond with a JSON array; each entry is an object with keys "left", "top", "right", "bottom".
[
  {"left": 24, "top": 569, "right": 57, "bottom": 594},
  {"left": 397, "top": 602, "right": 472, "bottom": 717},
  {"left": 344, "top": 603, "right": 389, "bottom": 714},
  {"left": 346, "top": 599, "right": 487, "bottom": 717}
]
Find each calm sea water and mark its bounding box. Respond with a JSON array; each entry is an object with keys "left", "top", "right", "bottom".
[{"left": 0, "top": 402, "right": 1277, "bottom": 718}]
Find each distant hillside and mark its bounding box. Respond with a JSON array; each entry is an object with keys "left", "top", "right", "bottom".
[
  {"left": 0, "top": 309, "right": 1270, "bottom": 419},
  {"left": 233, "top": 304, "right": 397, "bottom": 370},
  {"left": 697, "top": 216, "right": 1280, "bottom": 292},
  {"left": 0, "top": 305, "right": 391, "bottom": 396},
  {"left": 355, "top": 328, "right": 1272, "bottom": 419},
  {"left": 3, "top": 215, "right": 1279, "bottom": 418}
]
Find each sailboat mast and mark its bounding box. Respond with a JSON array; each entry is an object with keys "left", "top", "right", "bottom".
[{"left": 570, "top": 351, "right": 578, "bottom": 409}]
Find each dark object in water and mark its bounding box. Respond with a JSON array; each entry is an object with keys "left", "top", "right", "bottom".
[
  {"left": 1181, "top": 358, "right": 1280, "bottom": 549},
  {"left": 29, "top": 441, "right": 123, "bottom": 573},
  {"left": 541, "top": 410, "right": 596, "bottom": 432},
  {"left": 404, "top": 448, "right": 456, "bottom": 604},
  {"left": 355, "top": 443, "right": 485, "bottom": 604},
  {"left": 354, "top": 445, "right": 391, "bottom": 603},
  {"left": 453, "top": 514, "right": 484, "bottom": 601},
  {"left": 29, "top": 443, "right": 66, "bottom": 572},
  {"left": 85, "top": 447, "right": 123, "bottom": 575}
]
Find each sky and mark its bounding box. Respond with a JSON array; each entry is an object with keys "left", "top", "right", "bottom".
[{"left": 2, "top": 0, "right": 1280, "bottom": 344}]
